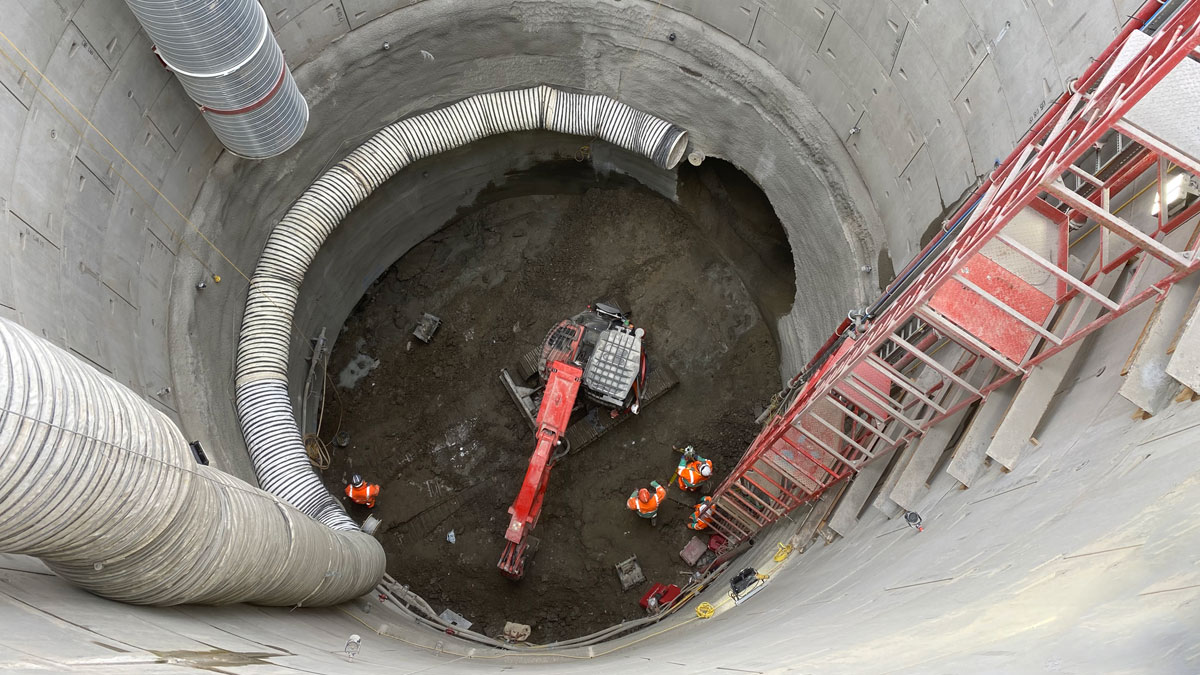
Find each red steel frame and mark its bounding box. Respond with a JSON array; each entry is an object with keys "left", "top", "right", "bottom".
[{"left": 705, "top": 1, "right": 1200, "bottom": 549}]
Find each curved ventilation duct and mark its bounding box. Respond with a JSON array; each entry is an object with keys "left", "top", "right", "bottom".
[
  {"left": 122, "top": 0, "right": 308, "bottom": 158},
  {"left": 236, "top": 85, "right": 687, "bottom": 532},
  {"left": 0, "top": 318, "right": 384, "bottom": 606}
]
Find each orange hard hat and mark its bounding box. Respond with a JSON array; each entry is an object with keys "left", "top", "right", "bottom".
[{"left": 638, "top": 488, "right": 651, "bottom": 503}]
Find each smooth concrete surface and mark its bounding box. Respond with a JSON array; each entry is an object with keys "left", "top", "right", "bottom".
[
  {"left": 986, "top": 264, "right": 1125, "bottom": 470},
  {"left": 869, "top": 439, "right": 911, "bottom": 519},
  {"left": 870, "top": 345, "right": 956, "bottom": 516},
  {"left": 1116, "top": 214, "right": 1200, "bottom": 413},
  {"left": 945, "top": 378, "right": 1017, "bottom": 487},
  {"left": 1166, "top": 293, "right": 1200, "bottom": 391},
  {"left": 4, "top": 0, "right": 1196, "bottom": 672},
  {"left": 826, "top": 451, "right": 888, "bottom": 537}
]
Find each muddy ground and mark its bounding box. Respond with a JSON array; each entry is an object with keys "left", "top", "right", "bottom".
[{"left": 319, "top": 161, "right": 794, "bottom": 641}]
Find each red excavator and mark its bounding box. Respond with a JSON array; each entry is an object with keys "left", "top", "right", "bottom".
[{"left": 497, "top": 303, "right": 675, "bottom": 580}]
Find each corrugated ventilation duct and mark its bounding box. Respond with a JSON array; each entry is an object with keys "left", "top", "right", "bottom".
[
  {"left": 0, "top": 318, "right": 384, "bottom": 606},
  {"left": 122, "top": 0, "right": 308, "bottom": 159}
]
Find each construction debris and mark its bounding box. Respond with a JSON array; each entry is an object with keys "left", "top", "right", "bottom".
[
  {"left": 503, "top": 622, "right": 531, "bottom": 642},
  {"left": 413, "top": 313, "right": 441, "bottom": 343},
  {"left": 639, "top": 583, "right": 681, "bottom": 614},
  {"left": 439, "top": 609, "right": 472, "bottom": 630},
  {"left": 679, "top": 536, "right": 707, "bottom": 566},
  {"left": 614, "top": 555, "right": 645, "bottom": 591},
  {"left": 361, "top": 515, "right": 381, "bottom": 535}
]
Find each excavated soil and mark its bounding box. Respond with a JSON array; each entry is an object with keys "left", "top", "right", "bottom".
[{"left": 319, "top": 161, "right": 794, "bottom": 642}]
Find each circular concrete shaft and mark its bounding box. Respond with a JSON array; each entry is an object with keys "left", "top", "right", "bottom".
[{"left": 1, "top": 0, "right": 1193, "bottom": 672}]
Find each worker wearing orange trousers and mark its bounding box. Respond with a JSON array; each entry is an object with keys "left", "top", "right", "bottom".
[
  {"left": 627, "top": 481, "right": 667, "bottom": 521},
  {"left": 345, "top": 474, "right": 380, "bottom": 507},
  {"left": 688, "top": 496, "right": 714, "bottom": 530},
  {"left": 676, "top": 446, "right": 713, "bottom": 491}
]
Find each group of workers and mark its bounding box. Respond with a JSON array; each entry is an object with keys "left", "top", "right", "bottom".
[
  {"left": 347, "top": 448, "right": 718, "bottom": 532},
  {"left": 626, "top": 445, "right": 715, "bottom": 531}
]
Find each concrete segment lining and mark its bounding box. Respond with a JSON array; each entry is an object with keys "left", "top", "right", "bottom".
[{"left": 3, "top": 0, "right": 1198, "bottom": 671}]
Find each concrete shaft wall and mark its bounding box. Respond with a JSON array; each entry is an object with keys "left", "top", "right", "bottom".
[
  {"left": 4, "top": 308, "right": 1199, "bottom": 672},
  {"left": 4, "top": 0, "right": 1191, "bottom": 673},
  {"left": 1, "top": 0, "right": 1130, "bottom": 475}
]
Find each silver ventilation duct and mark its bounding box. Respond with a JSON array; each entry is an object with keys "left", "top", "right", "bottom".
[
  {"left": 0, "top": 317, "right": 384, "bottom": 606},
  {"left": 122, "top": 0, "right": 308, "bottom": 159}
]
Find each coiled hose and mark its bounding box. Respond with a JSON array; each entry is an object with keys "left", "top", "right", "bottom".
[
  {"left": 0, "top": 318, "right": 384, "bottom": 606},
  {"left": 235, "top": 86, "right": 688, "bottom": 532}
]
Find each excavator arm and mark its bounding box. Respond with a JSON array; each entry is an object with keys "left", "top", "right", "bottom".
[{"left": 498, "top": 361, "right": 582, "bottom": 579}]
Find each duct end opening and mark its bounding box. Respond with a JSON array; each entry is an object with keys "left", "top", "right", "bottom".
[{"left": 665, "top": 131, "right": 689, "bottom": 169}]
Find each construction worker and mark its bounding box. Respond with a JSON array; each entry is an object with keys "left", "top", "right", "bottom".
[
  {"left": 676, "top": 445, "right": 713, "bottom": 491},
  {"left": 688, "top": 496, "right": 714, "bottom": 530},
  {"left": 345, "top": 474, "right": 380, "bottom": 508},
  {"left": 627, "top": 481, "right": 667, "bottom": 523}
]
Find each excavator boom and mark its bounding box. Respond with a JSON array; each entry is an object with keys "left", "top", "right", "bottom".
[{"left": 498, "top": 361, "right": 582, "bottom": 579}]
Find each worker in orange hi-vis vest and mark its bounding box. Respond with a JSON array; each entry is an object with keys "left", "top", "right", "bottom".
[
  {"left": 688, "top": 496, "right": 714, "bottom": 530},
  {"left": 627, "top": 481, "right": 667, "bottom": 524},
  {"left": 345, "top": 474, "right": 380, "bottom": 508},
  {"left": 676, "top": 445, "right": 713, "bottom": 491}
]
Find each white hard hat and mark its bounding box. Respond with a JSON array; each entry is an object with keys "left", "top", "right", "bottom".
[{"left": 699, "top": 464, "right": 712, "bottom": 477}]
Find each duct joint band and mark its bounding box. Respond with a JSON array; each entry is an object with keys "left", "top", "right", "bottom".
[{"left": 200, "top": 65, "right": 288, "bottom": 116}]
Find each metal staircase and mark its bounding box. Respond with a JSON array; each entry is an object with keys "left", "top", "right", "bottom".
[{"left": 707, "top": 0, "right": 1200, "bottom": 551}]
